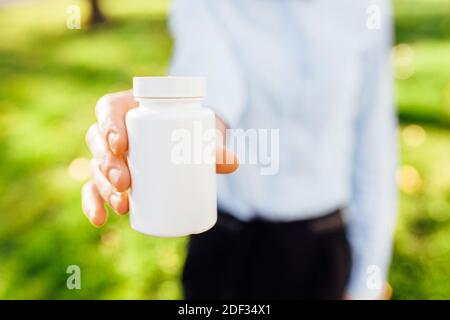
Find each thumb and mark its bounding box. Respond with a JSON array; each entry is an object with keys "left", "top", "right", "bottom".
[{"left": 216, "top": 144, "right": 239, "bottom": 174}]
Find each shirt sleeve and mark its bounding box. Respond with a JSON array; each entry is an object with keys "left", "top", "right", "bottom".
[
  {"left": 346, "top": 16, "right": 398, "bottom": 299},
  {"left": 168, "top": 1, "right": 246, "bottom": 127}
]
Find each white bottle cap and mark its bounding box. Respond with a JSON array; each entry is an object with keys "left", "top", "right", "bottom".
[{"left": 133, "top": 76, "right": 206, "bottom": 99}]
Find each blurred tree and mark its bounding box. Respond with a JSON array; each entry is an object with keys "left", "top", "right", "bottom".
[{"left": 88, "top": 0, "right": 106, "bottom": 26}]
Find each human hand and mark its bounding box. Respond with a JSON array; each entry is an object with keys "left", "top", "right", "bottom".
[{"left": 82, "top": 90, "right": 238, "bottom": 227}]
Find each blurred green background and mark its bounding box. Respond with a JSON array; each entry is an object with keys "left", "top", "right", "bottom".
[{"left": 0, "top": 0, "right": 449, "bottom": 299}]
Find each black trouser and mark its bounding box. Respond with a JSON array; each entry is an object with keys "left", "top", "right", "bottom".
[{"left": 182, "top": 208, "right": 352, "bottom": 300}]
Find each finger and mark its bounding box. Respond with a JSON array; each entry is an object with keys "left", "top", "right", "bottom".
[
  {"left": 91, "top": 160, "right": 129, "bottom": 214},
  {"left": 81, "top": 181, "right": 107, "bottom": 227},
  {"left": 95, "top": 91, "right": 137, "bottom": 155},
  {"left": 216, "top": 145, "right": 239, "bottom": 174},
  {"left": 86, "top": 124, "right": 131, "bottom": 191}
]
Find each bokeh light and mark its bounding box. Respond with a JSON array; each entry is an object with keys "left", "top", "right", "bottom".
[
  {"left": 402, "top": 124, "right": 427, "bottom": 147},
  {"left": 68, "top": 157, "right": 91, "bottom": 181},
  {"left": 391, "top": 43, "right": 416, "bottom": 80},
  {"left": 397, "top": 165, "right": 423, "bottom": 194}
]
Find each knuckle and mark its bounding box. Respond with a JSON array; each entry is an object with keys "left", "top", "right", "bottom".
[
  {"left": 95, "top": 95, "right": 106, "bottom": 116},
  {"left": 95, "top": 93, "right": 122, "bottom": 133},
  {"left": 98, "top": 153, "right": 117, "bottom": 175},
  {"left": 90, "top": 159, "right": 99, "bottom": 176},
  {"left": 96, "top": 92, "right": 120, "bottom": 111},
  {"left": 96, "top": 93, "right": 112, "bottom": 106},
  {"left": 81, "top": 181, "right": 91, "bottom": 195},
  {"left": 85, "top": 124, "right": 97, "bottom": 146}
]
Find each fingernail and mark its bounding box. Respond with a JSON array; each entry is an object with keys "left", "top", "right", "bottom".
[
  {"left": 110, "top": 192, "right": 122, "bottom": 209},
  {"left": 108, "top": 132, "right": 120, "bottom": 154},
  {"left": 108, "top": 168, "right": 121, "bottom": 186}
]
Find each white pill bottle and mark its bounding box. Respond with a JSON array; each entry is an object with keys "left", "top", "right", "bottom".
[{"left": 126, "top": 77, "right": 217, "bottom": 237}]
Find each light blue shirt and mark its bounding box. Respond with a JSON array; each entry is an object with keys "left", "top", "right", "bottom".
[{"left": 169, "top": 0, "right": 398, "bottom": 298}]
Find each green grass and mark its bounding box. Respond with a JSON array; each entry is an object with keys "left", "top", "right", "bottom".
[
  {"left": 390, "top": 0, "right": 450, "bottom": 299},
  {"left": 0, "top": 0, "right": 182, "bottom": 299},
  {"left": 0, "top": 0, "right": 449, "bottom": 299}
]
